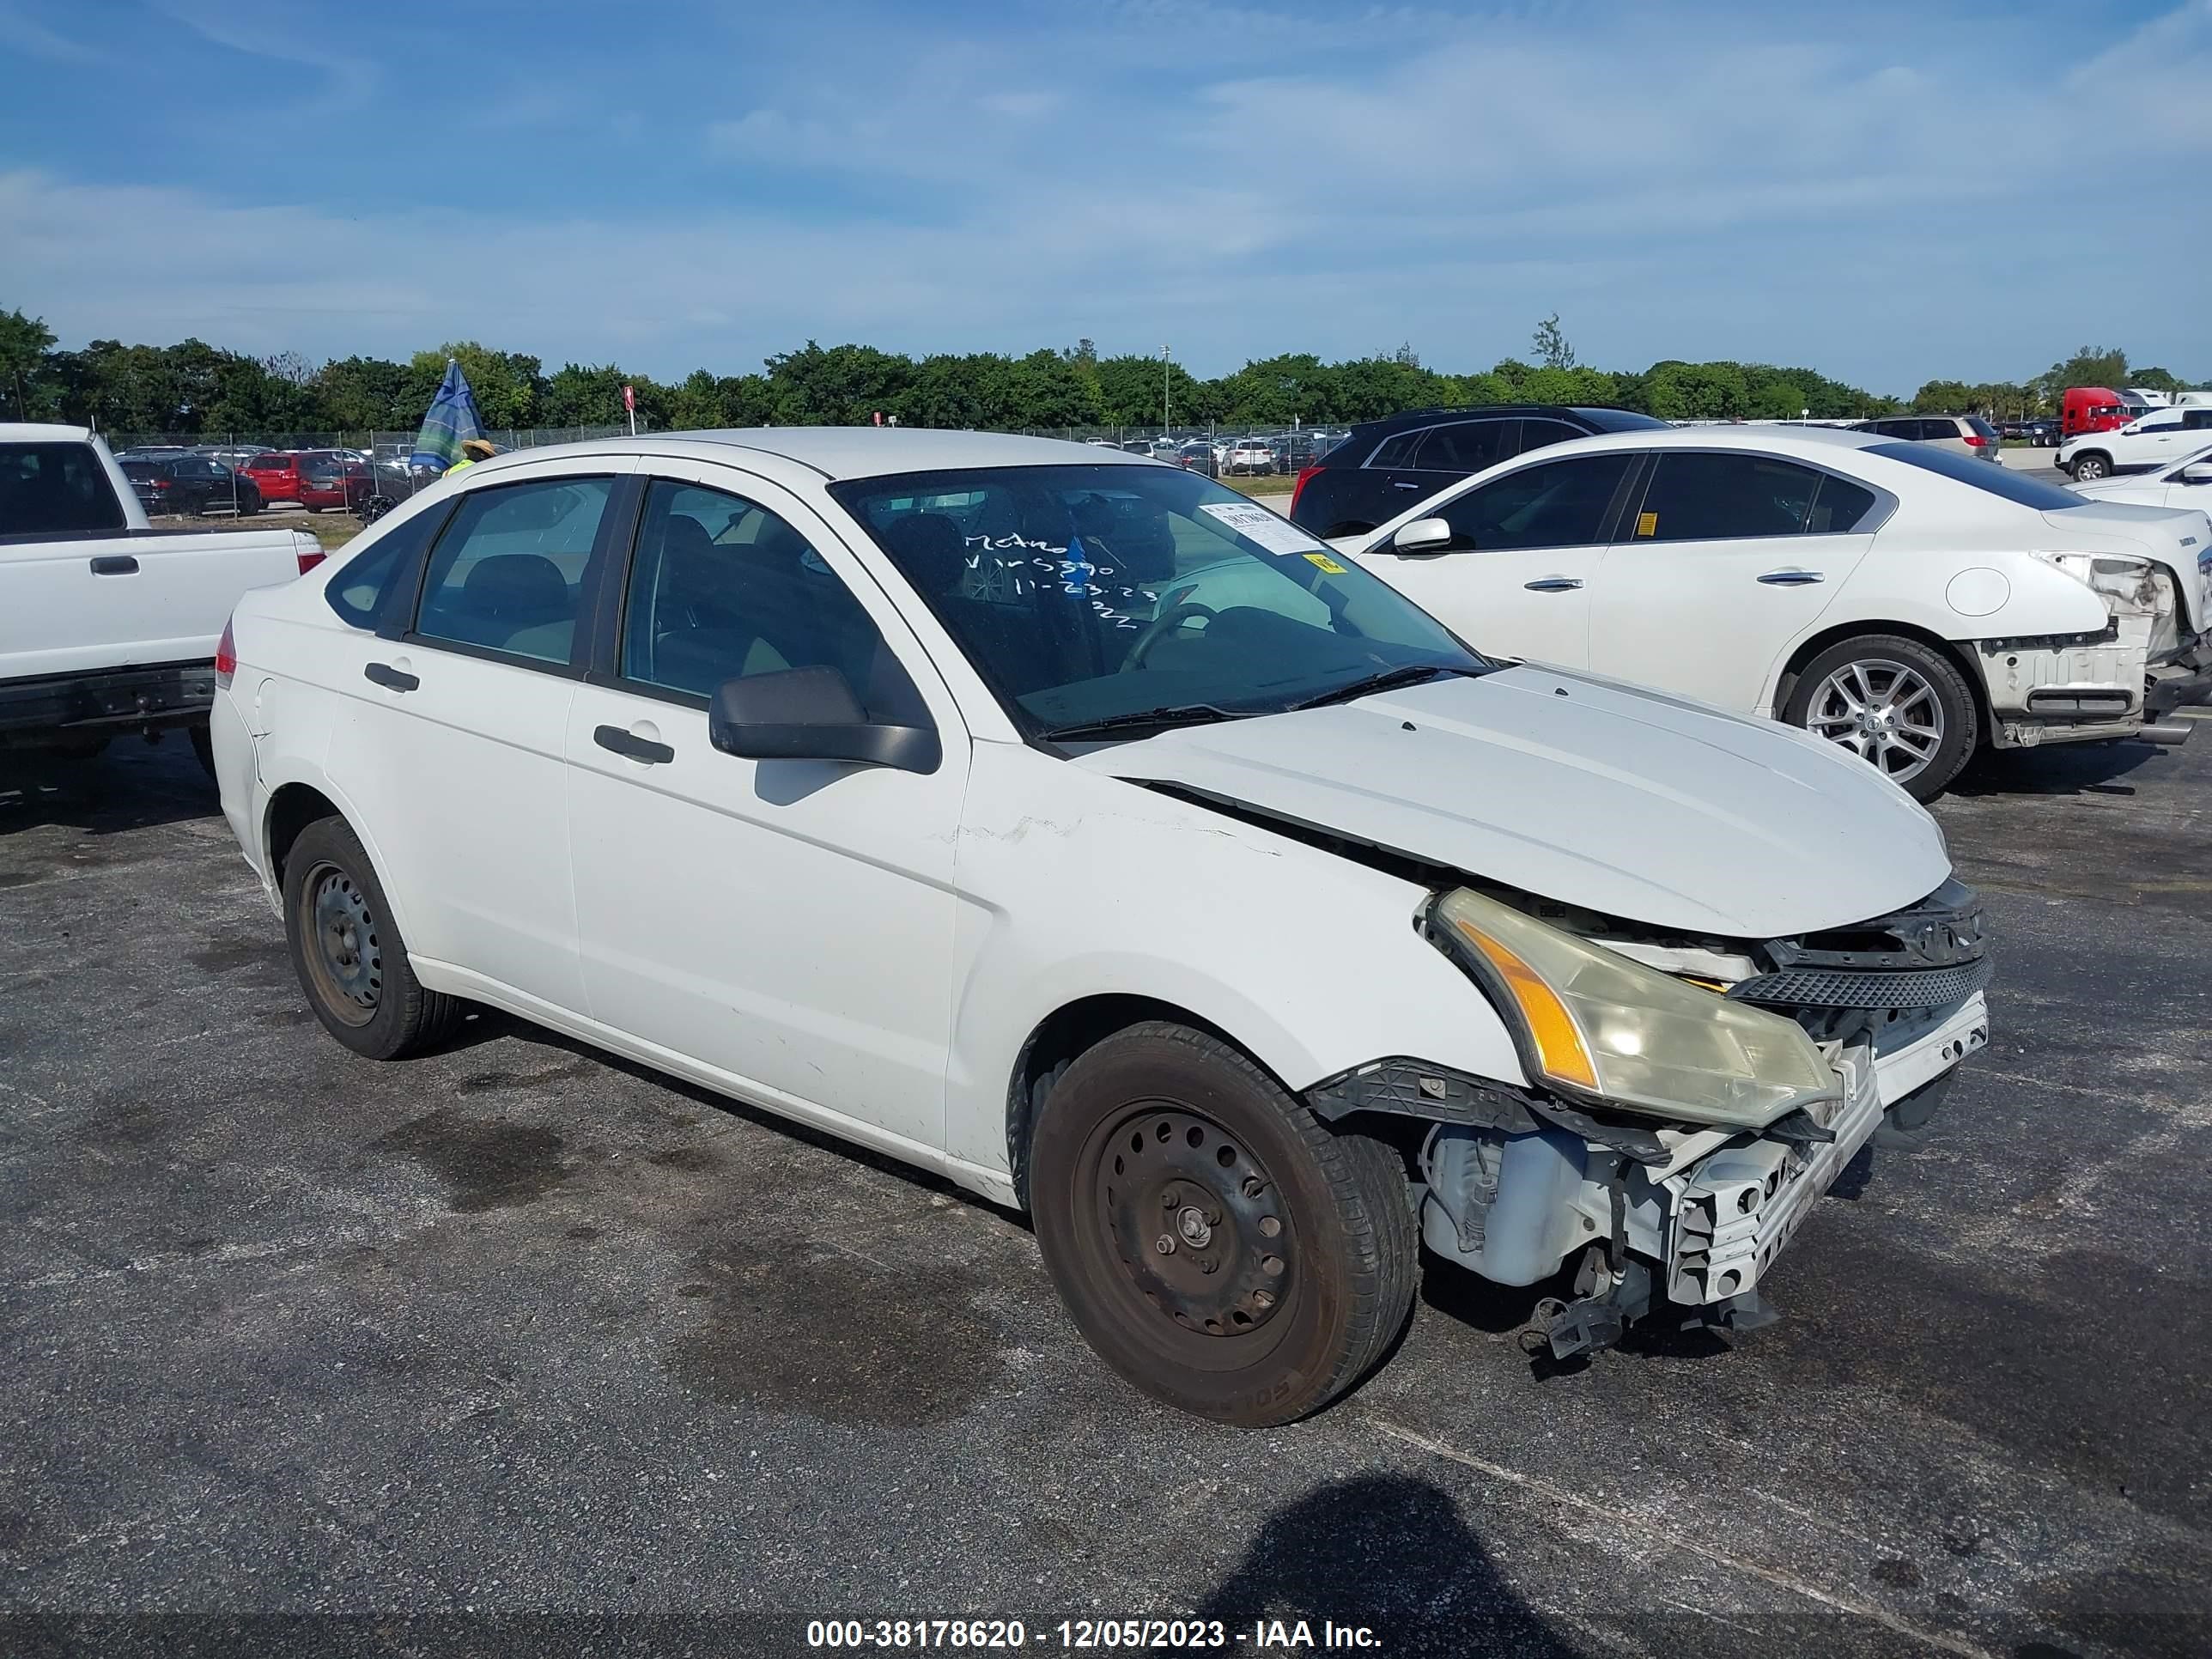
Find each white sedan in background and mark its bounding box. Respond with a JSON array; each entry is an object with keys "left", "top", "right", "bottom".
[
  {"left": 1328, "top": 426, "right": 2212, "bottom": 799},
  {"left": 210, "top": 429, "right": 1990, "bottom": 1422},
  {"left": 2070, "top": 442, "right": 2212, "bottom": 514}
]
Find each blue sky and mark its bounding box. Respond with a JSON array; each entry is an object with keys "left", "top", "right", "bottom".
[{"left": 2, "top": 0, "right": 2207, "bottom": 394}]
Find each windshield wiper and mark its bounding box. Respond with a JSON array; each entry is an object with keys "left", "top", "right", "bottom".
[
  {"left": 1040, "top": 703, "right": 1257, "bottom": 742},
  {"left": 1285, "top": 663, "right": 1480, "bottom": 712}
]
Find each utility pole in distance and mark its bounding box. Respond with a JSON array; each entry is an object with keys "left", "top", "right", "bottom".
[{"left": 1163, "top": 345, "right": 1171, "bottom": 436}]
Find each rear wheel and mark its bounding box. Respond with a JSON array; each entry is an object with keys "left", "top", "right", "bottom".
[
  {"left": 1784, "top": 634, "right": 1978, "bottom": 801},
  {"left": 282, "top": 816, "right": 465, "bottom": 1059},
  {"left": 1030, "top": 1022, "right": 1415, "bottom": 1425}
]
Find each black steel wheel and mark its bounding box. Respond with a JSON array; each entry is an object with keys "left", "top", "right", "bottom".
[
  {"left": 1030, "top": 1022, "right": 1414, "bottom": 1425},
  {"left": 281, "top": 816, "right": 464, "bottom": 1059}
]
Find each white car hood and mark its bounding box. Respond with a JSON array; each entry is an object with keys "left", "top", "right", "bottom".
[
  {"left": 2045, "top": 501, "right": 2211, "bottom": 627},
  {"left": 1076, "top": 665, "right": 1951, "bottom": 939}
]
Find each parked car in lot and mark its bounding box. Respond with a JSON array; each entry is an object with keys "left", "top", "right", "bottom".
[
  {"left": 1326, "top": 426, "right": 2211, "bottom": 800},
  {"left": 1176, "top": 440, "right": 1218, "bottom": 477},
  {"left": 214, "top": 428, "right": 1991, "bottom": 1423},
  {"left": 194, "top": 443, "right": 280, "bottom": 471},
  {"left": 1287, "top": 404, "right": 1668, "bottom": 538},
  {"left": 1223, "top": 438, "right": 1277, "bottom": 476},
  {"left": 2058, "top": 404, "right": 2212, "bottom": 482},
  {"left": 1, "top": 424, "right": 325, "bottom": 766},
  {"left": 118, "top": 454, "right": 264, "bottom": 518},
  {"left": 2069, "top": 441, "right": 2212, "bottom": 512},
  {"left": 240, "top": 451, "right": 308, "bottom": 504},
  {"left": 1850, "top": 414, "right": 2002, "bottom": 461},
  {"left": 296, "top": 451, "right": 379, "bottom": 514}
]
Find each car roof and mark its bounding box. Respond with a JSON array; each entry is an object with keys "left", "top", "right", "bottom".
[
  {"left": 457, "top": 427, "right": 1163, "bottom": 484},
  {"left": 1343, "top": 404, "right": 1660, "bottom": 439},
  {"left": 1559, "top": 423, "right": 1889, "bottom": 455},
  {"left": 0, "top": 423, "right": 99, "bottom": 442}
]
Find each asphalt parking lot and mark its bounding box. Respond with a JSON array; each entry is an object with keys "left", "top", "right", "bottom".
[{"left": 3, "top": 723, "right": 2208, "bottom": 1658}]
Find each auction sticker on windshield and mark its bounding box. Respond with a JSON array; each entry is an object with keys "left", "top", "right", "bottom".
[{"left": 1198, "top": 500, "right": 1329, "bottom": 556}]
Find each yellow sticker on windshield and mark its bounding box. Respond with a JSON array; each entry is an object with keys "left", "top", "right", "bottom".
[
  {"left": 1636, "top": 511, "right": 1658, "bottom": 538},
  {"left": 1304, "top": 551, "right": 1348, "bottom": 574}
]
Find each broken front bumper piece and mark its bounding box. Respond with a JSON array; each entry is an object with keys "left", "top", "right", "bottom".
[{"left": 1409, "top": 994, "right": 1990, "bottom": 1359}]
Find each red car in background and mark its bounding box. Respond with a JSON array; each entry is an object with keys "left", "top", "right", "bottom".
[
  {"left": 295, "top": 450, "right": 377, "bottom": 514},
  {"left": 240, "top": 451, "right": 305, "bottom": 504}
]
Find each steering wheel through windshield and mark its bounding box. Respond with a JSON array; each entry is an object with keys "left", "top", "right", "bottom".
[{"left": 1121, "top": 602, "right": 1217, "bottom": 670}]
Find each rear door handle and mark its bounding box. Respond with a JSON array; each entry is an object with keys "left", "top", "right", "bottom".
[
  {"left": 363, "top": 662, "right": 419, "bottom": 691},
  {"left": 593, "top": 724, "right": 675, "bottom": 764},
  {"left": 89, "top": 555, "right": 138, "bottom": 575},
  {"left": 1391, "top": 480, "right": 1424, "bottom": 490},
  {"left": 1757, "top": 569, "right": 1825, "bottom": 586},
  {"left": 1523, "top": 576, "right": 1583, "bottom": 592}
]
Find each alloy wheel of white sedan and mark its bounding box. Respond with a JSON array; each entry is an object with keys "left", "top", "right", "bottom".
[{"left": 1803, "top": 658, "right": 1946, "bottom": 783}]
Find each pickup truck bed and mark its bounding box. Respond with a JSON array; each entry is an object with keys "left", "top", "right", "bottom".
[{"left": 2, "top": 425, "right": 324, "bottom": 754}]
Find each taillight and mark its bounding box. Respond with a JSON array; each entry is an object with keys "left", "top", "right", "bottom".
[
  {"left": 1963, "top": 432, "right": 1989, "bottom": 447},
  {"left": 297, "top": 547, "right": 326, "bottom": 574},
  {"left": 1291, "top": 465, "right": 1322, "bottom": 514},
  {"left": 214, "top": 618, "right": 237, "bottom": 689}
]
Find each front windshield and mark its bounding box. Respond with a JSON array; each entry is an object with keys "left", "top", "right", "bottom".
[{"left": 831, "top": 463, "right": 1485, "bottom": 738}]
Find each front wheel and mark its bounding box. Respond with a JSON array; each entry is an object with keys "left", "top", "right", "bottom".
[
  {"left": 1030, "top": 1023, "right": 1416, "bottom": 1426},
  {"left": 2069, "top": 453, "right": 2110, "bottom": 481},
  {"left": 1784, "top": 634, "right": 1978, "bottom": 801},
  {"left": 282, "top": 816, "right": 465, "bottom": 1059}
]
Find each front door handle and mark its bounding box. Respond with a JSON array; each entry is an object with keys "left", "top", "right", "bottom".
[
  {"left": 1391, "top": 480, "right": 1424, "bottom": 490},
  {"left": 89, "top": 555, "right": 138, "bottom": 575},
  {"left": 594, "top": 724, "right": 675, "bottom": 764},
  {"left": 1522, "top": 576, "right": 1583, "bottom": 592},
  {"left": 1757, "top": 569, "right": 1825, "bottom": 586},
  {"left": 363, "top": 662, "right": 419, "bottom": 691}
]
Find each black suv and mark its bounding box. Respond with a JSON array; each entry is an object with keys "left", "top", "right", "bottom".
[{"left": 1287, "top": 404, "right": 1668, "bottom": 538}]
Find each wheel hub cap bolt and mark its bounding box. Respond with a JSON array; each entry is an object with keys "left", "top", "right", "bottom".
[
  {"left": 1199, "top": 1258, "right": 1218, "bottom": 1275},
  {"left": 1252, "top": 1289, "right": 1275, "bottom": 1310},
  {"left": 1154, "top": 1235, "right": 1176, "bottom": 1255},
  {"left": 1176, "top": 1206, "right": 1213, "bottom": 1248}
]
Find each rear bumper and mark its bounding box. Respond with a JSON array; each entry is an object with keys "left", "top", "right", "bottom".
[
  {"left": 0, "top": 661, "right": 214, "bottom": 743},
  {"left": 1974, "top": 624, "right": 2209, "bottom": 746}
]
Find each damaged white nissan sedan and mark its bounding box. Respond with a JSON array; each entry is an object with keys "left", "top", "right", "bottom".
[
  {"left": 1329, "top": 427, "right": 2212, "bottom": 800},
  {"left": 210, "top": 430, "right": 1990, "bottom": 1425}
]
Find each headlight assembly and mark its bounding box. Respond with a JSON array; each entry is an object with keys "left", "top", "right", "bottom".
[{"left": 1432, "top": 888, "right": 1838, "bottom": 1129}]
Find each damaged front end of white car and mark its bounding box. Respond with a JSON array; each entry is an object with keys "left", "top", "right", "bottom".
[{"left": 1308, "top": 878, "right": 1990, "bottom": 1359}]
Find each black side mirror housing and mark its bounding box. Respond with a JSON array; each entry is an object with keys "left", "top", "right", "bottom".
[{"left": 707, "top": 665, "right": 941, "bottom": 774}]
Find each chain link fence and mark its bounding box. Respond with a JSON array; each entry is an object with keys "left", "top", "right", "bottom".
[{"left": 99, "top": 421, "right": 1352, "bottom": 522}]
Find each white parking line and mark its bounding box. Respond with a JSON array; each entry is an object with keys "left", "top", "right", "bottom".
[{"left": 1366, "top": 1418, "right": 2000, "bottom": 1657}]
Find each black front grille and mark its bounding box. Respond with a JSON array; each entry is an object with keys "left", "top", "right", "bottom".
[{"left": 1729, "top": 955, "right": 1993, "bottom": 1011}]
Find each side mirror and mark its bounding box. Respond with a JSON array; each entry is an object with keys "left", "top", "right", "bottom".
[
  {"left": 707, "top": 665, "right": 941, "bottom": 775},
  {"left": 1392, "top": 516, "right": 1454, "bottom": 554},
  {"left": 2181, "top": 465, "right": 2212, "bottom": 485}
]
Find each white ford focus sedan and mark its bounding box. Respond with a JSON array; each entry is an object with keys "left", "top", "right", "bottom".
[
  {"left": 211, "top": 429, "right": 1990, "bottom": 1424},
  {"left": 1329, "top": 427, "right": 2212, "bottom": 799}
]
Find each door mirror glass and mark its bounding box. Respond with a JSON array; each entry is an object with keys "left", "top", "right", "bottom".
[
  {"left": 1392, "top": 516, "right": 1453, "bottom": 553},
  {"left": 708, "top": 665, "right": 941, "bottom": 774}
]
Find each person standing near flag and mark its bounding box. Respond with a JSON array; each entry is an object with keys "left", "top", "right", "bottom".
[{"left": 446, "top": 437, "right": 496, "bottom": 475}]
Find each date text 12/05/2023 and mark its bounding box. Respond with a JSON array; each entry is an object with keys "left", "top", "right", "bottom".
[{"left": 804, "top": 1618, "right": 1383, "bottom": 1649}]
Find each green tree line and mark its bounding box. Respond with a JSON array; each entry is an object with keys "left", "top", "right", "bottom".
[{"left": 1, "top": 306, "right": 2199, "bottom": 437}]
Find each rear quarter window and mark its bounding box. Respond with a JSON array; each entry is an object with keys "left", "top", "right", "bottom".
[{"left": 325, "top": 503, "right": 449, "bottom": 629}]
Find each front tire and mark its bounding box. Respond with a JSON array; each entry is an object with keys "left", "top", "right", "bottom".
[
  {"left": 1784, "top": 634, "right": 1978, "bottom": 801},
  {"left": 1030, "top": 1022, "right": 1415, "bottom": 1426},
  {"left": 2069, "top": 453, "right": 2111, "bottom": 481},
  {"left": 282, "top": 816, "right": 465, "bottom": 1059}
]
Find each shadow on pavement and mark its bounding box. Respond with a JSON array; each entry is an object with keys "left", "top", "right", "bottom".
[
  {"left": 1951, "top": 739, "right": 2170, "bottom": 798},
  {"left": 0, "top": 738, "right": 215, "bottom": 839},
  {"left": 1194, "top": 1472, "right": 1581, "bottom": 1656}
]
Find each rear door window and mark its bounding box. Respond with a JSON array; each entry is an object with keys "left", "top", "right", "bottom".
[
  {"left": 1512, "top": 418, "right": 1585, "bottom": 456},
  {"left": 1628, "top": 453, "right": 1822, "bottom": 541},
  {"left": 412, "top": 477, "right": 613, "bottom": 665},
  {"left": 1413, "top": 420, "right": 1514, "bottom": 473},
  {"left": 1439, "top": 454, "right": 1636, "bottom": 551},
  {"left": 0, "top": 441, "right": 129, "bottom": 537}
]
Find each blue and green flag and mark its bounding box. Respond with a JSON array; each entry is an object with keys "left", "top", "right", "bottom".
[{"left": 410, "top": 361, "right": 486, "bottom": 471}]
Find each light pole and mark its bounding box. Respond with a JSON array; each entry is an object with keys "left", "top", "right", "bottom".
[{"left": 1162, "top": 345, "right": 1171, "bottom": 436}]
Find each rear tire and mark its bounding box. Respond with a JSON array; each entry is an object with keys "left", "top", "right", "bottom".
[
  {"left": 1030, "top": 1022, "right": 1415, "bottom": 1425},
  {"left": 1783, "top": 634, "right": 1978, "bottom": 802},
  {"left": 282, "top": 816, "right": 465, "bottom": 1060}
]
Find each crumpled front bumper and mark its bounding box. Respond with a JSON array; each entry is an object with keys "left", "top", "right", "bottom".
[{"left": 1662, "top": 994, "right": 1989, "bottom": 1308}]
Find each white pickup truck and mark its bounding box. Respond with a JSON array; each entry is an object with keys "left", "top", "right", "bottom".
[{"left": 1, "top": 424, "right": 325, "bottom": 766}]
